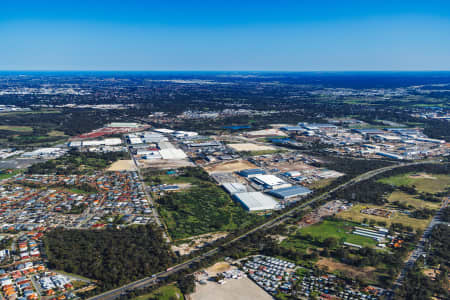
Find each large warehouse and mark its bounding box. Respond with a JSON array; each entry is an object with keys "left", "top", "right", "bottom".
[
  {"left": 222, "top": 182, "right": 247, "bottom": 195},
  {"left": 268, "top": 186, "right": 312, "bottom": 199},
  {"left": 252, "top": 174, "right": 292, "bottom": 190},
  {"left": 233, "top": 192, "right": 279, "bottom": 211}
]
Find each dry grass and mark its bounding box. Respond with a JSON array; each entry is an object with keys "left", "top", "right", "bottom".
[
  {"left": 107, "top": 160, "right": 137, "bottom": 171},
  {"left": 338, "top": 203, "right": 431, "bottom": 231},
  {"left": 387, "top": 191, "right": 441, "bottom": 210},
  {"left": 227, "top": 143, "right": 276, "bottom": 152},
  {"left": 205, "top": 160, "right": 257, "bottom": 173},
  {"left": 316, "top": 258, "right": 377, "bottom": 281}
]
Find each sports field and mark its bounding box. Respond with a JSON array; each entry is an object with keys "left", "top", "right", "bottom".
[{"left": 283, "top": 220, "right": 377, "bottom": 250}]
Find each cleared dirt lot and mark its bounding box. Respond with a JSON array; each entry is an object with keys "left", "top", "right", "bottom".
[
  {"left": 191, "top": 276, "right": 272, "bottom": 300},
  {"left": 205, "top": 160, "right": 257, "bottom": 173},
  {"left": 228, "top": 143, "right": 276, "bottom": 152},
  {"left": 317, "top": 258, "right": 376, "bottom": 281},
  {"left": 107, "top": 160, "right": 137, "bottom": 171},
  {"left": 139, "top": 159, "right": 193, "bottom": 169}
]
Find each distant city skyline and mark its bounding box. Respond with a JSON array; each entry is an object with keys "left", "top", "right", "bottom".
[{"left": 1, "top": 0, "right": 450, "bottom": 71}]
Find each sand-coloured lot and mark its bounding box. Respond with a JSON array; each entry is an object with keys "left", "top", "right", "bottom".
[
  {"left": 205, "top": 160, "right": 257, "bottom": 173},
  {"left": 228, "top": 143, "right": 276, "bottom": 152},
  {"left": 107, "top": 160, "right": 137, "bottom": 171},
  {"left": 191, "top": 276, "right": 272, "bottom": 300}
]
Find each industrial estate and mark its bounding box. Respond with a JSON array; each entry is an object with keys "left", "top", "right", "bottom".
[{"left": 0, "top": 72, "right": 449, "bottom": 300}]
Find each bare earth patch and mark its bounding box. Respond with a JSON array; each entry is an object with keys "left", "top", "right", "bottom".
[
  {"left": 408, "top": 173, "right": 436, "bottom": 179},
  {"left": 228, "top": 143, "right": 276, "bottom": 152},
  {"left": 317, "top": 258, "right": 376, "bottom": 280},
  {"left": 205, "top": 160, "right": 258, "bottom": 173},
  {"left": 206, "top": 262, "right": 232, "bottom": 275},
  {"left": 171, "top": 232, "right": 228, "bottom": 256},
  {"left": 191, "top": 276, "right": 272, "bottom": 300},
  {"left": 107, "top": 160, "right": 137, "bottom": 171}
]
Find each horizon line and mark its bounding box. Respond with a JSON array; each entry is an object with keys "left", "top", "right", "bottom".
[{"left": 1, "top": 70, "right": 450, "bottom": 73}]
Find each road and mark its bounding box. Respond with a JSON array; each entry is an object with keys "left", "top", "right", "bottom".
[
  {"left": 88, "top": 161, "right": 437, "bottom": 300},
  {"left": 125, "top": 140, "right": 170, "bottom": 241},
  {"left": 393, "top": 196, "right": 449, "bottom": 288}
]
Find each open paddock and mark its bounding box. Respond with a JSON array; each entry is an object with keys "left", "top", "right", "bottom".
[{"left": 204, "top": 160, "right": 257, "bottom": 173}]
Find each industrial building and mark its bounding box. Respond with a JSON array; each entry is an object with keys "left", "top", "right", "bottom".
[
  {"left": 233, "top": 192, "right": 279, "bottom": 211},
  {"left": 268, "top": 186, "right": 312, "bottom": 199},
  {"left": 252, "top": 174, "right": 291, "bottom": 190},
  {"left": 222, "top": 182, "right": 247, "bottom": 195},
  {"left": 238, "top": 169, "right": 266, "bottom": 178},
  {"left": 159, "top": 148, "right": 187, "bottom": 160}
]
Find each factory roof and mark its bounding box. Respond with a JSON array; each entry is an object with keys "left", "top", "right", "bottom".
[
  {"left": 234, "top": 192, "right": 279, "bottom": 211},
  {"left": 268, "top": 186, "right": 312, "bottom": 199},
  {"left": 239, "top": 169, "right": 266, "bottom": 177},
  {"left": 222, "top": 182, "right": 247, "bottom": 194},
  {"left": 252, "top": 174, "right": 288, "bottom": 187},
  {"left": 159, "top": 148, "right": 187, "bottom": 160}
]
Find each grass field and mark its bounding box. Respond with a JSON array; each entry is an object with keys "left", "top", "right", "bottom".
[
  {"left": 387, "top": 191, "right": 441, "bottom": 210},
  {"left": 379, "top": 173, "right": 450, "bottom": 194},
  {"left": 0, "top": 125, "right": 33, "bottom": 132},
  {"left": 133, "top": 285, "right": 182, "bottom": 300},
  {"left": 0, "top": 169, "right": 21, "bottom": 180},
  {"left": 338, "top": 203, "right": 431, "bottom": 231},
  {"left": 282, "top": 220, "right": 377, "bottom": 250}
]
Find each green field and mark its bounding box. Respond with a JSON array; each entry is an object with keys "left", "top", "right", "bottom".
[
  {"left": 0, "top": 125, "right": 33, "bottom": 132},
  {"left": 158, "top": 183, "right": 262, "bottom": 239},
  {"left": 379, "top": 173, "right": 450, "bottom": 194},
  {"left": 133, "top": 285, "right": 182, "bottom": 300},
  {"left": 388, "top": 191, "right": 441, "bottom": 210},
  {"left": 282, "top": 220, "right": 378, "bottom": 250},
  {"left": 0, "top": 169, "right": 21, "bottom": 180}
]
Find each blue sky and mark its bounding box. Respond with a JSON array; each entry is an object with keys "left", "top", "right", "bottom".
[{"left": 1, "top": 0, "right": 449, "bottom": 71}]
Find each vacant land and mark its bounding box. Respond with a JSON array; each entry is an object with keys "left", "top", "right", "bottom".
[
  {"left": 28, "top": 151, "right": 129, "bottom": 175},
  {"left": 204, "top": 160, "right": 257, "bottom": 173},
  {"left": 227, "top": 143, "right": 276, "bottom": 152},
  {"left": 133, "top": 285, "right": 182, "bottom": 300},
  {"left": 388, "top": 191, "right": 441, "bottom": 210},
  {"left": 316, "top": 258, "right": 377, "bottom": 282},
  {"left": 0, "top": 125, "right": 33, "bottom": 132},
  {"left": 379, "top": 173, "right": 450, "bottom": 194},
  {"left": 107, "top": 160, "right": 137, "bottom": 171},
  {"left": 192, "top": 276, "right": 272, "bottom": 300},
  {"left": 338, "top": 203, "right": 431, "bottom": 231},
  {"left": 283, "top": 220, "right": 377, "bottom": 250},
  {"left": 158, "top": 184, "right": 262, "bottom": 239}
]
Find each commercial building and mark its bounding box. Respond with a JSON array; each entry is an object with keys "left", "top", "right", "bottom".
[
  {"left": 252, "top": 175, "right": 292, "bottom": 190},
  {"left": 222, "top": 182, "right": 247, "bottom": 195},
  {"left": 238, "top": 169, "right": 266, "bottom": 178},
  {"left": 233, "top": 192, "right": 279, "bottom": 211},
  {"left": 268, "top": 186, "right": 312, "bottom": 199},
  {"left": 159, "top": 149, "right": 187, "bottom": 160}
]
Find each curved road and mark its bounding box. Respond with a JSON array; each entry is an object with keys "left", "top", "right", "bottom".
[{"left": 89, "top": 161, "right": 437, "bottom": 300}]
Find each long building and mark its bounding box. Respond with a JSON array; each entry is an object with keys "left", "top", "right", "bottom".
[
  {"left": 252, "top": 175, "right": 291, "bottom": 190},
  {"left": 268, "top": 186, "right": 312, "bottom": 199},
  {"left": 233, "top": 192, "right": 279, "bottom": 211}
]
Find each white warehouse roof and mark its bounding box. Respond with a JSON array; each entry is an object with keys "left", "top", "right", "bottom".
[
  {"left": 222, "top": 182, "right": 247, "bottom": 195},
  {"left": 252, "top": 175, "right": 291, "bottom": 189},
  {"left": 160, "top": 149, "right": 187, "bottom": 160},
  {"left": 234, "top": 192, "right": 279, "bottom": 211}
]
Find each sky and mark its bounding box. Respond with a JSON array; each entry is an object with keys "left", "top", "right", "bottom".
[{"left": 1, "top": 0, "right": 450, "bottom": 71}]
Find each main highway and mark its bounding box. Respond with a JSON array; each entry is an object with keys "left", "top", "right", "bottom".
[{"left": 89, "top": 161, "right": 438, "bottom": 300}]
